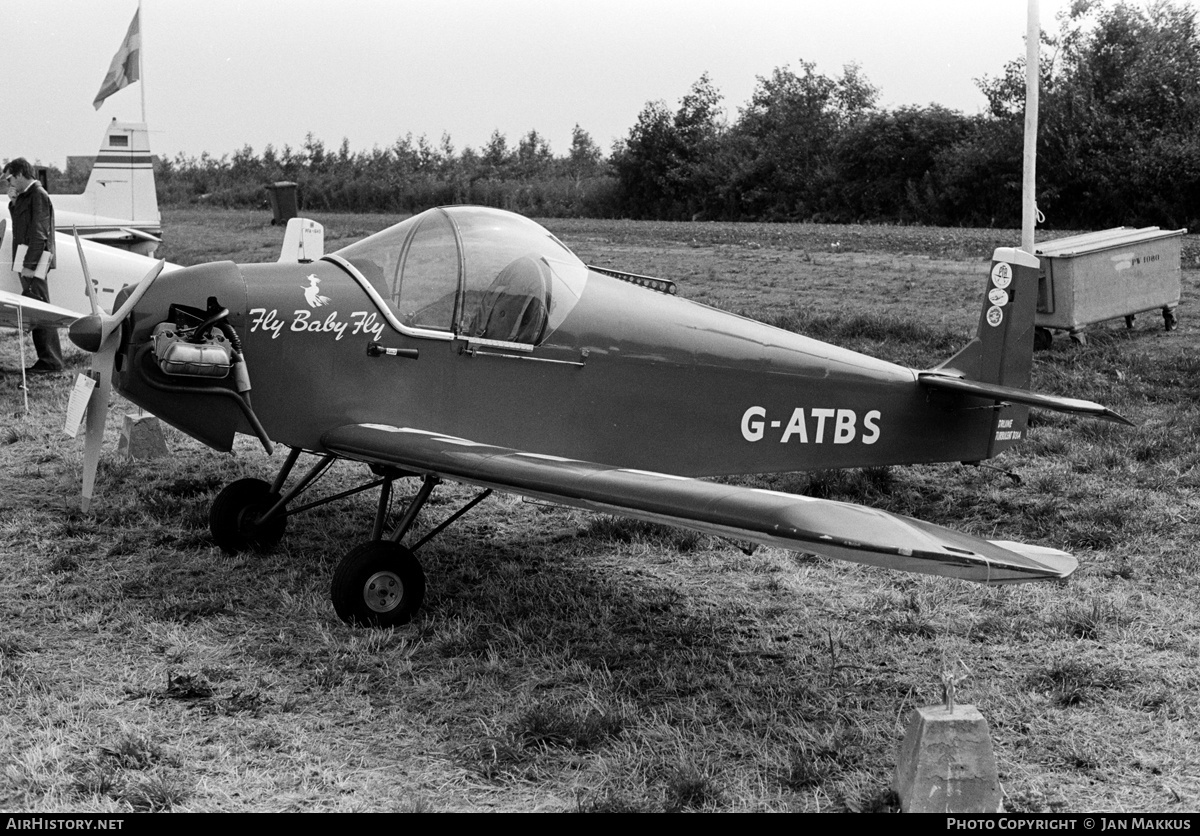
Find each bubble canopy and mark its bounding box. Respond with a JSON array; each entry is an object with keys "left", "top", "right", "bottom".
[{"left": 333, "top": 206, "right": 588, "bottom": 345}]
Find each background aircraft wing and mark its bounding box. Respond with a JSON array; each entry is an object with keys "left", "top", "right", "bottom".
[
  {"left": 0, "top": 289, "right": 82, "bottom": 328},
  {"left": 322, "top": 423, "right": 1077, "bottom": 584}
]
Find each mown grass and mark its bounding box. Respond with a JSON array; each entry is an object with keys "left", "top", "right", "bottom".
[{"left": 0, "top": 210, "right": 1198, "bottom": 811}]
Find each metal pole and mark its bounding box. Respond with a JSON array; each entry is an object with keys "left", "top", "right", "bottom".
[
  {"left": 139, "top": 0, "right": 146, "bottom": 124},
  {"left": 1021, "top": 0, "right": 1040, "bottom": 253},
  {"left": 17, "top": 304, "right": 28, "bottom": 413}
]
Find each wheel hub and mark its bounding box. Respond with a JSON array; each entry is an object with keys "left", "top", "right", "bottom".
[
  {"left": 236, "top": 506, "right": 262, "bottom": 534},
  {"left": 363, "top": 570, "right": 403, "bottom": 613}
]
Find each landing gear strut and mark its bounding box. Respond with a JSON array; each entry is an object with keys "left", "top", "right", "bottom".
[{"left": 207, "top": 448, "right": 492, "bottom": 627}]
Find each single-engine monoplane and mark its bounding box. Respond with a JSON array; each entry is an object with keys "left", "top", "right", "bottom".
[{"left": 67, "top": 206, "right": 1130, "bottom": 627}]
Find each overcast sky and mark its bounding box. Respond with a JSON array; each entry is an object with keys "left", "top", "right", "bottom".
[{"left": 2, "top": 0, "right": 1175, "bottom": 169}]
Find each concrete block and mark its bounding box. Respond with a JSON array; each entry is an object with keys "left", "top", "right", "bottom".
[
  {"left": 118, "top": 413, "right": 169, "bottom": 459},
  {"left": 893, "top": 704, "right": 1002, "bottom": 813}
]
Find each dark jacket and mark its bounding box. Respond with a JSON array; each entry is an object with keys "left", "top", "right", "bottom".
[{"left": 9, "top": 180, "right": 56, "bottom": 272}]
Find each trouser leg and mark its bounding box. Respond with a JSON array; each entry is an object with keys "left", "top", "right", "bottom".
[{"left": 20, "top": 274, "right": 64, "bottom": 370}]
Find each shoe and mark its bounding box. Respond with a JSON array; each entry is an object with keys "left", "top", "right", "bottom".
[{"left": 26, "top": 362, "right": 63, "bottom": 374}]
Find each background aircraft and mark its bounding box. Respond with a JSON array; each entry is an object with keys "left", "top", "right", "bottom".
[
  {"left": 66, "top": 206, "right": 1127, "bottom": 628},
  {"left": 0, "top": 218, "right": 178, "bottom": 331},
  {"left": 2, "top": 121, "right": 161, "bottom": 256},
  {"left": 0, "top": 217, "right": 322, "bottom": 332}
]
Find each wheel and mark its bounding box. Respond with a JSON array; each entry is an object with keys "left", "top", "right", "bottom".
[
  {"left": 1033, "top": 327, "right": 1053, "bottom": 351},
  {"left": 1125, "top": 314, "right": 1136, "bottom": 329},
  {"left": 331, "top": 541, "right": 426, "bottom": 627},
  {"left": 209, "top": 478, "right": 287, "bottom": 554},
  {"left": 1164, "top": 308, "right": 1178, "bottom": 331}
]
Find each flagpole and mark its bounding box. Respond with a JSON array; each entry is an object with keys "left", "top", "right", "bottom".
[
  {"left": 1021, "top": 0, "right": 1039, "bottom": 253},
  {"left": 139, "top": 0, "right": 146, "bottom": 124}
]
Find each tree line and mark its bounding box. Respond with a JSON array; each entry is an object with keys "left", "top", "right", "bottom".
[{"left": 56, "top": 1, "right": 1200, "bottom": 231}]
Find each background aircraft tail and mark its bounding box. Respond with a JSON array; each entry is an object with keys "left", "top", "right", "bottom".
[
  {"left": 278, "top": 218, "right": 325, "bottom": 262},
  {"left": 78, "top": 120, "right": 160, "bottom": 230}
]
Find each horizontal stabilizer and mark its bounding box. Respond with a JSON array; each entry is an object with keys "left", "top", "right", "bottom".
[
  {"left": 323, "top": 424, "right": 1078, "bottom": 585},
  {"left": 918, "top": 372, "right": 1134, "bottom": 426},
  {"left": 70, "top": 225, "right": 162, "bottom": 244},
  {"left": 119, "top": 227, "right": 163, "bottom": 244}
]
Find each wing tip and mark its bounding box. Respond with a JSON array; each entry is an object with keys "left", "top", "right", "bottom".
[{"left": 988, "top": 540, "right": 1078, "bottom": 580}]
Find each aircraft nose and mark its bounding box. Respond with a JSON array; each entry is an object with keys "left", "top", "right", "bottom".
[{"left": 68, "top": 314, "right": 105, "bottom": 354}]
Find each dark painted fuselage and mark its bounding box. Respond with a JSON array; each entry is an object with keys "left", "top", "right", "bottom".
[{"left": 113, "top": 255, "right": 996, "bottom": 477}]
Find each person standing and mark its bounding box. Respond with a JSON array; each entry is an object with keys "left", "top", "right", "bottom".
[{"left": 5, "top": 157, "right": 62, "bottom": 372}]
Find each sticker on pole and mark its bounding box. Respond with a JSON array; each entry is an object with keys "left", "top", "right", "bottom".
[
  {"left": 991, "top": 262, "right": 1013, "bottom": 289},
  {"left": 988, "top": 288, "right": 1010, "bottom": 307},
  {"left": 986, "top": 306, "right": 1004, "bottom": 327}
]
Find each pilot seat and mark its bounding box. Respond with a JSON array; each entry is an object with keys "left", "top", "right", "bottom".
[{"left": 469, "top": 255, "right": 551, "bottom": 344}]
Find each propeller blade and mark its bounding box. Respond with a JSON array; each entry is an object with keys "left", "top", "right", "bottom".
[
  {"left": 69, "top": 258, "right": 166, "bottom": 354},
  {"left": 80, "top": 338, "right": 117, "bottom": 512},
  {"left": 73, "top": 227, "right": 100, "bottom": 317},
  {"left": 72, "top": 258, "right": 163, "bottom": 511},
  {"left": 109, "top": 259, "right": 165, "bottom": 329}
]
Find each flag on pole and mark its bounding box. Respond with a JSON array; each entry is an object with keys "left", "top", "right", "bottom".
[{"left": 93, "top": 9, "right": 141, "bottom": 110}]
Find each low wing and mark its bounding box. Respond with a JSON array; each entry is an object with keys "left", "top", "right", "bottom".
[
  {"left": 0, "top": 289, "right": 82, "bottom": 328},
  {"left": 322, "top": 423, "right": 1076, "bottom": 584}
]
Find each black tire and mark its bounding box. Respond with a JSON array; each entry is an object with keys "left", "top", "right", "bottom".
[
  {"left": 1033, "top": 327, "right": 1053, "bottom": 351},
  {"left": 209, "top": 478, "right": 287, "bottom": 554},
  {"left": 331, "top": 541, "right": 426, "bottom": 628}
]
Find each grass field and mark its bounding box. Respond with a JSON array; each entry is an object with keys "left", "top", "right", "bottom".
[{"left": 1, "top": 208, "right": 1199, "bottom": 812}]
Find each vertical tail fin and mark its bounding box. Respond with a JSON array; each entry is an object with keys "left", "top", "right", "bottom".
[
  {"left": 937, "top": 247, "right": 1040, "bottom": 387},
  {"left": 934, "top": 247, "right": 1041, "bottom": 456},
  {"left": 922, "top": 247, "right": 1131, "bottom": 440}
]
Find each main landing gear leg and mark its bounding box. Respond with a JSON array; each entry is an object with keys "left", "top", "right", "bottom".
[
  {"left": 331, "top": 475, "right": 494, "bottom": 628},
  {"left": 208, "top": 450, "right": 493, "bottom": 628}
]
